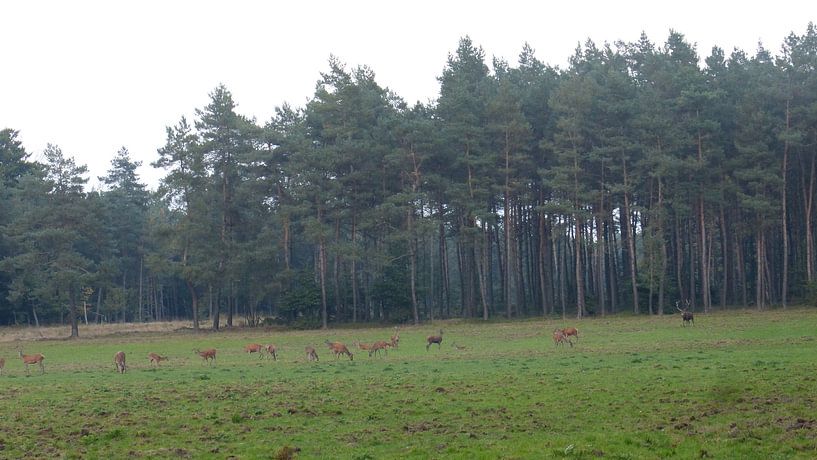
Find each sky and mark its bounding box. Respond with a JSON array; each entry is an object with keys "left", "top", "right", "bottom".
[{"left": 2, "top": 1, "right": 815, "bottom": 190}]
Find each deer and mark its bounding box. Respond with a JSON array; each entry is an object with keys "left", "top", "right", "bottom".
[
  {"left": 369, "top": 340, "right": 389, "bottom": 358},
  {"left": 426, "top": 329, "right": 443, "bottom": 351},
  {"left": 17, "top": 348, "right": 45, "bottom": 375},
  {"left": 389, "top": 327, "right": 400, "bottom": 349},
  {"left": 244, "top": 343, "right": 264, "bottom": 358},
  {"left": 305, "top": 346, "right": 319, "bottom": 362},
  {"left": 451, "top": 342, "right": 467, "bottom": 350},
  {"left": 114, "top": 351, "right": 126, "bottom": 374},
  {"left": 264, "top": 344, "right": 278, "bottom": 361},
  {"left": 677, "top": 300, "right": 694, "bottom": 326},
  {"left": 354, "top": 341, "right": 372, "bottom": 352},
  {"left": 324, "top": 340, "right": 354, "bottom": 361},
  {"left": 194, "top": 348, "right": 217, "bottom": 365},
  {"left": 147, "top": 352, "right": 168, "bottom": 366},
  {"left": 0, "top": 357, "right": 5, "bottom": 376},
  {"left": 561, "top": 327, "right": 579, "bottom": 344},
  {"left": 553, "top": 329, "right": 572, "bottom": 347}
]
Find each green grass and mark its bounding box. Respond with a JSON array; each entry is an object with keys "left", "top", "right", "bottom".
[{"left": 1, "top": 309, "right": 817, "bottom": 459}]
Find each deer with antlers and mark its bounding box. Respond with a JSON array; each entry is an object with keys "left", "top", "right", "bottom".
[
  {"left": 325, "top": 340, "right": 354, "bottom": 361},
  {"left": 676, "top": 300, "right": 694, "bottom": 326},
  {"left": 114, "top": 351, "right": 127, "bottom": 374},
  {"left": 389, "top": 327, "right": 400, "bottom": 349},
  {"left": 17, "top": 348, "right": 45, "bottom": 375},
  {"left": 305, "top": 346, "right": 319, "bottom": 362},
  {"left": 194, "top": 348, "right": 217, "bottom": 365},
  {"left": 147, "top": 352, "right": 168, "bottom": 366},
  {"left": 426, "top": 329, "right": 443, "bottom": 351},
  {"left": 369, "top": 340, "right": 390, "bottom": 358}
]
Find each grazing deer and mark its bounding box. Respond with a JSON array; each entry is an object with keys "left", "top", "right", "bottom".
[
  {"left": 369, "top": 340, "right": 389, "bottom": 358},
  {"left": 561, "top": 327, "right": 579, "bottom": 344},
  {"left": 244, "top": 343, "right": 264, "bottom": 358},
  {"left": 264, "top": 344, "right": 278, "bottom": 361},
  {"left": 389, "top": 327, "right": 400, "bottom": 349},
  {"left": 305, "top": 346, "right": 319, "bottom": 362},
  {"left": 426, "top": 329, "right": 443, "bottom": 351},
  {"left": 147, "top": 352, "right": 168, "bottom": 366},
  {"left": 451, "top": 342, "right": 467, "bottom": 350},
  {"left": 553, "top": 329, "right": 571, "bottom": 347},
  {"left": 114, "top": 351, "right": 127, "bottom": 374},
  {"left": 17, "top": 348, "right": 45, "bottom": 375},
  {"left": 324, "top": 340, "right": 354, "bottom": 361},
  {"left": 676, "top": 300, "right": 694, "bottom": 326},
  {"left": 194, "top": 348, "right": 217, "bottom": 365},
  {"left": 0, "top": 357, "right": 5, "bottom": 376}
]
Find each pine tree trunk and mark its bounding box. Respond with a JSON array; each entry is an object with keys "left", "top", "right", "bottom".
[
  {"left": 805, "top": 154, "right": 816, "bottom": 283},
  {"left": 622, "top": 159, "right": 639, "bottom": 313},
  {"left": 782, "top": 100, "right": 790, "bottom": 308},
  {"left": 319, "top": 238, "right": 328, "bottom": 329},
  {"left": 575, "top": 215, "right": 585, "bottom": 319},
  {"left": 408, "top": 205, "right": 419, "bottom": 325},
  {"left": 351, "top": 215, "right": 358, "bottom": 323},
  {"left": 186, "top": 279, "right": 199, "bottom": 330},
  {"left": 70, "top": 289, "right": 79, "bottom": 338}
]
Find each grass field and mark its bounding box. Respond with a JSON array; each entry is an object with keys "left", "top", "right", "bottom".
[{"left": 1, "top": 309, "right": 816, "bottom": 459}]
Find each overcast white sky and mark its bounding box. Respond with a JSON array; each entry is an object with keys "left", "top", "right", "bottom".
[{"left": 1, "top": 1, "right": 814, "bottom": 190}]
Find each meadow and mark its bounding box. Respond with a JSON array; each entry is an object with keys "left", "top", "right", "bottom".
[{"left": 1, "top": 309, "right": 816, "bottom": 459}]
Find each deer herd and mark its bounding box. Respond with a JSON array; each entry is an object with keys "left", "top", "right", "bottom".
[{"left": 1, "top": 306, "right": 697, "bottom": 376}]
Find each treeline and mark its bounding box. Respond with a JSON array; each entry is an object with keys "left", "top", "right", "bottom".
[{"left": 2, "top": 26, "right": 817, "bottom": 334}]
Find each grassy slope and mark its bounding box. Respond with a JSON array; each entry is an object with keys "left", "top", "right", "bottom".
[{"left": 0, "top": 309, "right": 816, "bottom": 459}]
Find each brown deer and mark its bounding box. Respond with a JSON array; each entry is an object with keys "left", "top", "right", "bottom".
[
  {"left": 677, "top": 300, "right": 694, "bottom": 326},
  {"left": 244, "top": 343, "right": 264, "bottom": 358},
  {"left": 553, "top": 329, "right": 571, "bottom": 347},
  {"left": 114, "top": 351, "right": 127, "bottom": 373},
  {"left": 0, "top": 357, "right": 5, "bottom": 376},
  {"left": 147, "top": 352, "right": 168, "bottom": 366},
  {"left": 354, "top": 341, "right": 372, "bottom": 352},
  {"left": 426, "top": 329, "right": 443, "bottom": 351},
  {"left": 305, "top": 346, "right": 319, "bottom": 362},
  {"left": 18, "top": 348, "right": 45, "bottom": 375},
  {"left": 389, "top": 327, "right": 400, "bottom": 349},
  {"left": 325, "top": 340, "right": 354, "bottom": 361},
  {"left": 264, "top": 344, "right": 278, "bottom": 361},
  {"left": 369, "top": 340, "right": 389, "bottom": 358},
  {"left": 451, "top": 342, "right": 467, "bottom": 350},
  {"left": 561, "top": 327, "right": 579, "bottom": 344},
  {"left": 194, "top": 348, "right": 217, "bottom": 365}
]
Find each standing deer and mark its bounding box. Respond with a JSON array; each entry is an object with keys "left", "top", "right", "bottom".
[
  {"left": 0, "top": 357, "right": 5, "bottom": 376},
  {"left": 244, "top": 343, "right": 264, "bottom": 358},
  {"left": 561, "top": 327, "right": 579, "bottom": 344},
  {"left": 264, "top": 344, "right": 278, "bottom": 361},
  {"left": 114, "top": 351, "right": 127, "bottom": 373},
  {"left": 426, "top": 329, "right": 443, "bottom": 351},
  {"left": 389, "top": 327, "right": 400, "bottom": 349},
  {"left": 369, "top": 340, "right": 389, "bottom": 358},
  {"left": 676, "top": 300, "right": 694, "bottom": 326},
  {"left": 147, "top": 352, "right": 168, "bottom": 366},
  {"left": 17, "top": 348, "right": 45, "bottom": 375},
  {"left": 553, "top": 329, "right": 571, "bottom": 347},
  {"left": 194, "top": 348, "right": 217, "bottom": 365},
  {"left": 325, "top": 340, "right": 354, "bottom": 361},
  {"left": 305, "top": 346, "right": 319, "bottom": 362}
]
